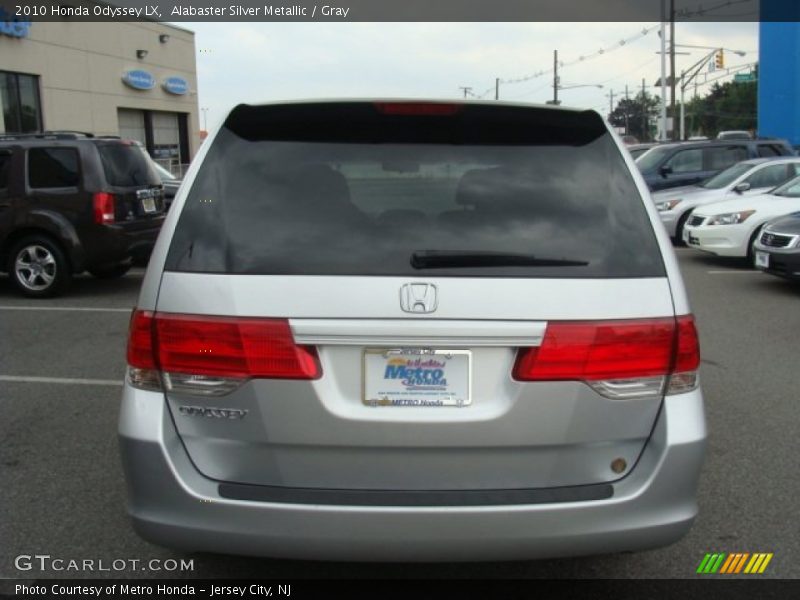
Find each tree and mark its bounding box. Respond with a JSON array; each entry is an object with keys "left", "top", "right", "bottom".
[
  {"left": 608, "top": 91, "right": 661, "bottom": 142},
  {"left": 682, "top": 65, "right": 758, "bottom": 138}
]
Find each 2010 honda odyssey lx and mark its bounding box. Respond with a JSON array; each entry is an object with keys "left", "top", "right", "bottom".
[{"left": 119, "top": 100, "right": 705, "bottom": 561}]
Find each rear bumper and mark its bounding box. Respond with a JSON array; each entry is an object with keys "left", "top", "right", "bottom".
[
  {"left": 118, "top": 386, "right": 706, "bottom": 561},
  {"left": 82, "top": 218, "right": 165, "bottom": 269}
]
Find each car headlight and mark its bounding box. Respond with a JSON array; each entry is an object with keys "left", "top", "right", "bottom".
[
  {"left": 706, "top": 210, "right": 755, "bottom": 226},
  {"left": 656, "top": 199, "right": 683, "bottom": 212}
]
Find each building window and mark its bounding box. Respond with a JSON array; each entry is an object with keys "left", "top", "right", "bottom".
[{"left": 0, "top": 71, "right": 43, "bottom": 134}]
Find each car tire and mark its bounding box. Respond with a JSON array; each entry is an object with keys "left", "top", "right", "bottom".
[
  {"left": 674, "top": 211, "right": 692, "bottom": 246},
  {"left": 88, "top": 263, "right": 132, "bottom": 279},
  {"left": 746, "top": 225, "right": 764, "bottom": 266},
  {"left": 8, "top": 235, "right": 72, "bottom": 298}
]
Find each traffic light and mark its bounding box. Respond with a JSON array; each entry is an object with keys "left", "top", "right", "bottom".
[{"left": 715, "top": 50, "right": 725, "bottom": 69}]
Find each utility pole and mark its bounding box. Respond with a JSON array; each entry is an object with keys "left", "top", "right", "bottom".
[
  {"left": 642, "top": 78, "right": 648, "bottom": 142},
  {"left": 459, "top": 86, "right": 472, "bottom": 99},
  {"left": 624, "top": 84, "right": 630, "bottom": 135},
  {"left": 679, "top": 70, "right": 685, "bottom": 140},
  {"left": 659, "top": 0, "right": 667, "bottom": 141},
  {"left": 607, "top": 90, "right": 615, "bottom": 118},
  {"left": 495, "top": 78, "right": 500, "bottom": 101},
  {"left": 553, "top": 50, "right": 559, "bottom": 105},
  {"left": 670, "top": 0, "right": 677, "bottom": 140}
]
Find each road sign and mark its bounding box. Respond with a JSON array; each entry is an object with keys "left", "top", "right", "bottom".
[{"left": 734, "top": 72, "right": 756, "bottom": 83}]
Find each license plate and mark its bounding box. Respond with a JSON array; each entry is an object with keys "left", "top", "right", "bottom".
[
  {"left": 682, "top": 229, "right": 690, "bottom": 244},
  {"left": 755, "top": 251, "right": 769, "bottom": 268},
  {"left": 363, "top": 349, "right": 471, "bottom": 407},
  {"left": 142, "top": 197, "right": 157, "bottom": 213}
]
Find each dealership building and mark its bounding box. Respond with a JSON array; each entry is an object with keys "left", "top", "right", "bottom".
[{"left": 0, "top": 14, "right": 199, "bottom": 171}]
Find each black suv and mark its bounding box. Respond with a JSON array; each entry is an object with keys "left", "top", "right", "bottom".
[
  {"left": 0, "top": 132, "right": 166, "bottom": 297},
  {"left": 636, "top": 139, "right": 795, "bottom": 191}
]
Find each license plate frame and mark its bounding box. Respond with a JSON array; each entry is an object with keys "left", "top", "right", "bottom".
[{"left": 362, "top": 348, "right": 472, "bottom": 407}]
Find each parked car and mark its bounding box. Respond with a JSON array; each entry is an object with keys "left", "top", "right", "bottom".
[
  {"left": 150, "top": 160, "right": 181, "bottom": 208},
  {"left": 683, "top": 175, "right": 800, "bottom": 259},
  {"left": 717, "top": 130, "right": 752, "bottom": 141},
  {"left": 753, "top": 211, "right": 800, "bottom": 280},
  {"left": 651, "top": 157, "right": 800, "bottom": 242},
  {"left": 627, "top": 142, "right": 659, "bottom": 160},
  {"left": 0, "top": 132, "right": 166, "bottom": 297},
  {"left": 120, "top": 100, "right": 704, "bottom": 561},
  {"left": 635, "top": 139, "right": 794, "bottom": 191}
]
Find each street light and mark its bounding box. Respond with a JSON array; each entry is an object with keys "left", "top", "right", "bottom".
[
  {"left": 547, "top": 84, "right": 603, "bottom": 106},
  {"left": 558, "top": 84, "right": 604, "bottom": 90},
  {"left": 671, "top": 43, "right": 746, "bottom": 57}
]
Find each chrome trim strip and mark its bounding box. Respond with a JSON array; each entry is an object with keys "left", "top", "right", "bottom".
[
  {"left": 761, "top": 229, "right": 799, "bottom": 248},
  {"left": 291, "top": 319, "right": 546, "bottom": 347}
]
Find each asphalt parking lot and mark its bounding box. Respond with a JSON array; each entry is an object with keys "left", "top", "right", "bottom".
[{"left": 1, "top": 249, "right": 798, "bottom": 580}]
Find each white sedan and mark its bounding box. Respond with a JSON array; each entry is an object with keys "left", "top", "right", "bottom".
[
  {"left": 652, "top": 158, "right": 800, "bottom": 241},
  {"left": 682, "top": 176, "right": 800, "bottom": 258}
]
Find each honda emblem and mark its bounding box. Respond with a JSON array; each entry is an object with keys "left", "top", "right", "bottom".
[{"left": 399, "top": 283, "right": 438, "bottom": 314}]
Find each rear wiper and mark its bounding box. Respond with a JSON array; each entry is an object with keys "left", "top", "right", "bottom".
[{"left": 410, "top": 250, "right": 589, "bottom": 269}]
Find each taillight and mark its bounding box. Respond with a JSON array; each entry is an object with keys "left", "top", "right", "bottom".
[
  {"left": 513, "top": 316, "right": 700, "bottom": 398},
  {"left": 127, "top": 310, "right": 156, "bottom": 369},
  {"left": 125, "top": 310, "right": 321, "bottom": 395},
  {"left": 668, "top": 315, "right": 700, "bottom": 394},
  {"left": 153, "top": 313, "right": 320, "bottom": 379},
  {"left": 374, "top": 102, "right": 462, "bottom": 116},
  {"left": 126, "top": 310, "right": 160, "bottom": 391},
  {"left": 93, "top": 192, "right": 115, "bottom": 224}
]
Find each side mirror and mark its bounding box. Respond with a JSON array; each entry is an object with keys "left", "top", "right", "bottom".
[
  {"left": 733, "top": 182, "right": 751, "bottom": 194},
  {"left": 659, "top": 165, "right": 673, "bottom": 178}
]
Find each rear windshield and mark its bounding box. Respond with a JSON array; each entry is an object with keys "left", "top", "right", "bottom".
[
  {"left": 166, "top": 103, "right": 664, "bottom": 278},
  {"left": 97, "top": 143, "right": 160, "bottom": 187}
]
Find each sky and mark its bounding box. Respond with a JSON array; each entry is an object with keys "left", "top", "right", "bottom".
[{"left": 179, "top": 21, "right": 759, "bottom": 131}]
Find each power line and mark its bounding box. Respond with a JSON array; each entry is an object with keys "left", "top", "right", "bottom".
[
  {"left": 675, "top": 0, "right": 755, "bottom": 18},
  {"left": 473, "top": 23, "right": 661, "bottom": 99}
]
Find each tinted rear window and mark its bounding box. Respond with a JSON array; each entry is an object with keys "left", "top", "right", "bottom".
[
  {"left": 0, "top": 151, "right": 11, "bottom": 189},
  {"left": 166, "top": 103, "right": 664, "bottom": 278},
  {"left": 28, "top": 147, "right": 79, "bottom": 188},
  {"left": 97, "top": 143, "right": 160, "bottom": 187}
]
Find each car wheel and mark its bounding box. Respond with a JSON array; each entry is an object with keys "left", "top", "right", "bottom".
[
  {"left": 88, "top": 263, "right": 132, "bottom": 279},
  {"left": 8, "top": 235, "right": 72, "bottom": 298},
  {"left": 674, "top": 211, "right": 691, "bottom": 246}
]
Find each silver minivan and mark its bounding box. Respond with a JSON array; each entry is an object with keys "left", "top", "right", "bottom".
[{"left": 119, "top": 100, "right": 705, "bottom": 561}]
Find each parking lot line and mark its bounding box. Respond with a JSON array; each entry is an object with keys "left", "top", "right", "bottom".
[
  {"left": 0, "top": 375, "right": 123, "bottom": 386},
  {"left": 0, "top": 305, "right": 131, "bottom": 313}
]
